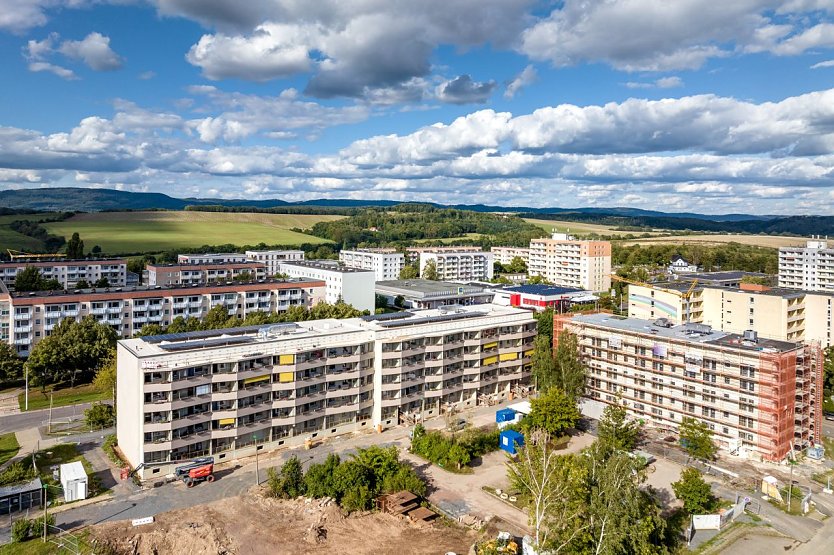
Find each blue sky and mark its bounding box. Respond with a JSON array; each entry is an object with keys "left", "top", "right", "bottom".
[{"left": 1, "top": 1, "right": 834, "bottom": 214}]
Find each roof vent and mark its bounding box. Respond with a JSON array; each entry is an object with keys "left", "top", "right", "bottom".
[
  {"left": 653, "top": 318, "right": 673, "bottom": 328},
  {"left": 742, "top": 329, "right": 758, "bottom": 343}
]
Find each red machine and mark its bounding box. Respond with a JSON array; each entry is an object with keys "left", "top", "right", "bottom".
[{"left": 175, "top": 457, "right": 215, "bottom": 488}]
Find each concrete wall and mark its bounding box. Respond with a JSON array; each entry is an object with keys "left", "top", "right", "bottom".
[{"left": 116, "top": 342, "right": 143, "bottom": 470}]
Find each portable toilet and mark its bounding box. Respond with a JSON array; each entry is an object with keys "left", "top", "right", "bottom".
[
  {"left": 59, "top": 461, "right": 88, "bottom": 502},
  {"left": 499, "top": 429, "right": 525, "bottom": 455},
  {"left": 496, "top": 408, "right": 517, "bottom": 429}
]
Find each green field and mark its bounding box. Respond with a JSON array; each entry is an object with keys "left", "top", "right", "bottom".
[
  {"left": 0, "top": 212, "right": 59, "bottom": 252},
  {"left": 0, "top": 433, "right": 20, "bottom": 467},
  {"left": 42, "top": 211, "right": 343, "bottom": 254},
  {"left": 19, "top": 383, "right": 110, "bottom": 412}
]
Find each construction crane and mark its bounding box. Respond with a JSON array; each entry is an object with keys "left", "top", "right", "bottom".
[
  {"left": 611, "top": 274, "right": 700, "bottom": 322},
  {"left": 6, "top": 249, "right": 65, "bottom": 261}
]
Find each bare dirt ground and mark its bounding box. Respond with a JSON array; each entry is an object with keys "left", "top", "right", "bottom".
[{"left": 89, "top": 486, "right": 478, "bottom": 555}]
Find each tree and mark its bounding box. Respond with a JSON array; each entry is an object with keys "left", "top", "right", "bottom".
[
  {"left": 267, "top": 455, "right": 306, "bottom": 499},
  {"left": 597, "top": 401, "right": 640, "bottom": 455},
  {"left": 507, "top": 256, "right": 527, "bottom": 274},
  {"left": 233, "top": 271, "right": 253, "bottom": 282},
  {"left": 93, "top": 352, "right": 116, "bottom": 400},
  {"left": 11, "top": 518, "right": 31, "bottom": 542},
  {"left": 679, "top": 417, "right": 717, "bottom": 460},
  {"left": 93, "top": 277, "right": 110, "bottom": 288},
  {"left": 91, "top": 245, "right": 102, "bottom": 255},
  {"left": 672, "top": 468, "right": 716, "bottom": 515},
  {"left": 66, "top": 232, "right": 84, "bottom": 258},
  {"left": 507, "top": 432, "right": 588, "bottom": 551},
  {"left": 375, "top": 294, "right": 389, "bottom": 309},
  {"left": 381, "top": 465, "right": 427, "bottom": 497},
  {"left": 528, "top": 275, "right": 552, "bottom": 285},
  {"left": 552, "top": 331, "right": 586, "bottom": 401},
  {"left": 399, "top": 263, "right": 419, "bottom": 279},
  {"left": 0, "top": 342, "right": 23, "bottom": 384},
  {"left": 422, "top": 259, "right": 438, "bottom": 280},
  {"left": 203, "top": 304, "right": 233, "bottom": 329},
  {"left": 75, "top": 279, "right": 90, "bottom": 289},
  {"left": 332, "top": 460, "right": 374, "bottom": 511},
  {"left": 532, "top": 334, "right": 556, "bottom": 392},
  {"left": 533, "top": 307, "right": 554, "bottom": 340},
  {"left": 13, "top": 267, "right": 61, "bottom": 292},
  {"left": 304, "top": 453, "right": 341, "bottom": 498},
  {"left": 394, "top": 295, "right": 405, "bottom": 308},
  {"left": 84, "top": 403, "right": 115, "bottom": 428},
  {"left": 528, "top": 388, "right": 581, "bottom": 436}
]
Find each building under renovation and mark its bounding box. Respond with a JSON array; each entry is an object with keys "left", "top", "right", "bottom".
[{"left": 555, "top": 312, "right": 823, "bottom": 462}]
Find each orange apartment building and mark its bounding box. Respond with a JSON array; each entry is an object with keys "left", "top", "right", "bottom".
[
  {"left": 528, "top": 233, "right": 611, "bottom": 292},
  {"left": 554, "top": 312, "right": 822, "bottom": 461}
]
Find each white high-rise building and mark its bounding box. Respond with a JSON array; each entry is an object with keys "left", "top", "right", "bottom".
[
  {"left": 245, "top": 250, "right": 305, "bottom": 276},
  {"left": 339, "top": 249, "right": 404, "bottom": 281},
  {"left": 779, "top": 238, "right": 834, "bottom": 292},
  {"left": 278, "top": 261, "right": 375, "bottom": 312}
]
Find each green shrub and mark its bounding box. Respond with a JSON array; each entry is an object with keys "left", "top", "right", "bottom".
[
  {"left": 0, "top": 460, "right": 36, "bottom": 486},
  {"left": 84, "top": 403, "right": 115, "bottom": 428},
  {"left": 11, "top": 518, "right": 31, "bottom": 542},
  {"left": 102, "top": 434, "right": 122, "bottom": 465},
  {"left": 410, "top": 424, "right": 499, "bottom": 470},
  {"left": 267, "top": 456, "right": 305, "bottom": 499},
  {"left": 30, "top": 513, "right": 54, "bottom": 538}
]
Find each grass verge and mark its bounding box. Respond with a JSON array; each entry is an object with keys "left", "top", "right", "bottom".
[
  {"left": 0, "top": 433, "right": 20, "bottom": 467},
  {"left": 34, "top": 443, "right": 106, "bottom": 504},
  {"left": 18, "top": 383, "right": 109, "bottom": 412}
]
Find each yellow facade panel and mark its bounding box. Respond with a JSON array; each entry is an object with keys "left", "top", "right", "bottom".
[
  {"left": 278, "top": 372, "right": 294, "bottom": 383},
  {"left": 482, "top": 355, "right": 499, "bottom": 366},
  {"left": 499, "top": 352, "right": 519, "bottom": 362},
  {"left": 243, "top": 375, "right": 270, "bottom": 385},
  {"left": 279, "top": 354, "right": 295, "bottom": 365}
]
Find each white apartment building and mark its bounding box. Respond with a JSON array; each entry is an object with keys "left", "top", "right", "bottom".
[
  {"left": 0, "top": 279, "right": 325, "bottom": 356},
  {"left": 339, "top": 249, "right": 404, "bottom": 281},
  {"left": 557, "top": 312, "right": 823, "bottom": 462},
  {"left": 116, "top": 304, "right": 536, "bottom": 479},
  {"left": 779, "top": 238, "right": 834, "bottom": 292},
  {"left": 491, "top": 247, "right": 530, "bottom": 266},
  {"left": 0, "top": 259, "right": 128, "bottom": 289},
  {"left": 146, "top": 262, "right": 267, "bottom": 286},
  {"left": 245, "top": 250, "right": 305, "bottom": 276},
  {"left": 405, "top": 246, "right": 483, "bottom": 262},
  {"left": 177, "top": 253, "right": 248, "bottom": 265},
  {"left": 528, "top": 233, "right": 611, "bottom": 292},
  {"left": 419, "top": 251, "right": 494, "bottom": 282},
  {"left": 277, "top": 261, "right": 375, "bottom": 312}
]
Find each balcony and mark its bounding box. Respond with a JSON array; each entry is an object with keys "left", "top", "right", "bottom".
[
  {"left": 90, "top": 308, "right": 106, "bottom": 315},
  {"left": 13, "top": 337, "right": 31, "bottom": 346},
  {"left": 14, "top": 325, "right": 32, "bottom": 333},
  {"left": 62, "top": 310, "right": 79, "bottom": 317},
  {"left": 13, "top": 313, "right": 30, "bottom": 321}
]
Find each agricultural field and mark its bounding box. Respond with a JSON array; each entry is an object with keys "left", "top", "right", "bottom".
[
  {"left": 0, "top": 212, "right": 59, "bottom": 251},
  {"left": 522, "top": 217, "right": 668, "bottom": 236},
  {"left": 43, "top": 211, "right": 344, "bottom": 254},
  {"left": 617, "top": 233, "right": 807, "bottom": 249}
]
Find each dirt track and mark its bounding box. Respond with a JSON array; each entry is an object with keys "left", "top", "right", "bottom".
[{"left": 90, "top": 486, "right": 478, "bottom": 555}]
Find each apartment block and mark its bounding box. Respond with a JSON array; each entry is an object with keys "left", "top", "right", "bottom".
[
  {"left": 405, "top": 246, "right": 483, "bottom": 262},
  {"left": 116, "top": 305, "right": 536, "bottom": 479},
  {"left": 528, "top": 233, "right": 611, "bottom": 292},
  {"left": 177, "top": 253, "right": 248, "bottom": 265},
  {"left": 491, "top": 247, "right": 530, "bottom": 266},
  {"left": 419, "top": 251, "right": 494, "bottom": 282},
  {"left": 339, "top": 249, "right": 404, "bottom": 281},
  {"left": 779, "top": 238, "right": 834, "bottom": 292},
  {"left": 146, "top": 262, "right": 267, "bottom": 287},
  {"left": 277, "top": 261, "right": 375, "bottom": 312},
  {"left": 0, "top": 258, "right": 127, "bottom": 289},
  {"left": 627, "top": 282, "right": 834, "bottom": 347},
  {"left": 556, "top": 312, "right": 823, "bottom": 461},
  {"left": 0, "top": 279, "right": 325, "bottom": 356},
  {"left": 245, "top": 250, "right": 305, "bottom": 276}
]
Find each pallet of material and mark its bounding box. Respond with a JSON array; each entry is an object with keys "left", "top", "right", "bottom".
[{"left": 407, "top": 507, "right": 436, "bottom": 522}]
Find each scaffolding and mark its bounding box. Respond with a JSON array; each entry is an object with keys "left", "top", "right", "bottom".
[{"left": 756, "top": 350, "right": 796, "bottom": 462}]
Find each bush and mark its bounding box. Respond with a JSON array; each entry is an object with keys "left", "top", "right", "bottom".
[
  {"left": 11, "top": 518, "right": 31, "bottom": 542},
  {"left": 85, "top": 403, "right": 115, "bottom": 429},
  {"left": 410, "top": 424, "right": 499, "bottom": 470},
  {"left": 102, "top": 434, "right": 122, "bottom": 465},
  {"left": 31, "top": 513, "right": 54, "bottom": 538},
  {"left": 0, "top": 460, "right": 36, "bottom": 486},
  {"left": 267, "top": 456, "right": 305, "bottom": 499}
]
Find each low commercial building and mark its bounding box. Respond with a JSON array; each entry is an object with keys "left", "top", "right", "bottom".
[
  {"left": 339, "top": 249, "right": 405, "bottom": 281},
  {"left": 0, "top": 258, "right": 128, "bottom": 289},
  {"left": 419, "top": 250, "right": 494, "bottom": 282},
  {"left": 0, "top": 477, "right": 42, "bottom": 515},
  {"left": 490, "top": 284, "right": 596, "bottom": 312},
  {"left": 556, "top": 312, "right": 823, "bottom": 461},
  {"left": 116, "top": 304, "right": 536, "bottom": 479},
  {"left": 375, "top": 279, "right": 494, "bottom": 309},
  {"left": 0, "top": 279, "right": 325, "bottom": 355},
  {"left": 177, "top": 253, "right": 248, "bottom": 265},
  {"left": 244, "top": 250, "right": 305, "bottom": 276},
  {"left": 146, "top": 262, "right": 267, "bottom": 286},
  {"left": 528, "top": 233, "right": 611, "bottom": 292},
  {"left": 676, "top": 271, "right": 774, "bottom": 288},
  {"left": 277, "top": 261, "right": 375, "bottom": 312},
  {"left": 627, "top": 281, "right": 834, "bottom": 347},
  {"left": 491, "top": 247, "right": 530, "bottom": 266}
]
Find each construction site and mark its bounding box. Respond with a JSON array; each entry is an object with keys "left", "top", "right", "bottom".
[{"left": 88, "top": 485, "right": 478, "bottom": 555}]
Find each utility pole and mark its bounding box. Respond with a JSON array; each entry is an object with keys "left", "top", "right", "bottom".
[
  {"left": 24, "top": 366, "right": 28, "bottom": 411},
  {"left": 787, "top": 461, "right": 795, "bottom": 510},
  {"left": 48, "top": 394, "right": 53, "bottom": 434},
  {"left": 42, "top": 483, "right": 47, "bottom": 542},
  {"left": 254, "top": 434, "right": 260, "bottom": 485}
]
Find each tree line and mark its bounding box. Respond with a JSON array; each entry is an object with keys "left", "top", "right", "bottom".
[{"left": 613, "top": 242, "right": 778, "bottom": 273}]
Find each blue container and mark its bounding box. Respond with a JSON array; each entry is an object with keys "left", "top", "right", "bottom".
[
  {"left": 496, "top": 408, "right": 516, "bottom": 424},
  {"left": 499, "top": 430, "right": 525, "bottom": 455}
]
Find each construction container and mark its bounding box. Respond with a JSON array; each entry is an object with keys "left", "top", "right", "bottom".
[
  {"left": 499, "top": 430, "right": 524, "bottom": 455},
  {"left": 60, "top": 461, "right": 88, "bottom": 502}
]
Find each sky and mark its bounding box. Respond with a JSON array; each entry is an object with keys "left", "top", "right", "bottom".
[{"left": 1, "top": 1, "right": 834, "bottom": 215}]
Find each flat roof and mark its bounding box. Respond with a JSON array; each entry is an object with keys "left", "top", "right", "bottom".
[
  {"left": 376, "top": 279, "right": 490, "bottom": 298},
  {"left": 7, "top": 277, "right": 323, "bottom": 299},
  {"left": 678, "top": 271, "right": 771, "bottom": 282},
  {"left": 122, "top": 304, "right": 532, "bottom": 357},
  {"left": 503, "top": 284, "right": 587, "bottom": 296},
  {"left": 279, "top": 261, "right": 374, "bottom": 274},
  {"left": 570, "top": 312, "right": 800, "bottom": 353},
  {"left": 147, "top": 261, "right": 265, "bottom": 270},
  {"left": 0, "top": 258, "right": 126, "bottom": 267},
  {"left": 340, "top": 248, "right": 401, "bottom": 254},
  {"left": 0, "top": 477, "right": 42, "bottom": 498}
]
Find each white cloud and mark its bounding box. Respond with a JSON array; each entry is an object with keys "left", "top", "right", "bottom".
[
  {"left": 58, "top": 32, "right": 123, "bottom": 71},
  {"left": 811, "top": 59, "right": 834, "bottom": 68},
  {"left": 625, "top": 76, "right": 684, "bottom": 88},
  {"left": 27, "top": 61, "right": 78, "bottom": 80},
  {"left": 504, "top": 65, "right": 537, "bottom": 99}
]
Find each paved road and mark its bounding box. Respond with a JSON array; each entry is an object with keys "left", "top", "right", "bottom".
[{"left": 0, "top": 402, "right": 94, "bottom": 434}]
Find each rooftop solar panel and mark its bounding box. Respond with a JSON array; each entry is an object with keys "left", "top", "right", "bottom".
[
  {"left": 157, "top": 336, "right": 255, "bottom": 352},
  {"left": 376, "top": 311, "right": 487, "bottom": 328},
  {"left": 143, "top": 325, "right": 265, "bottom": 344},
  {"left": 360, "top": 311, "right": 413, "bottom": 322}
]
